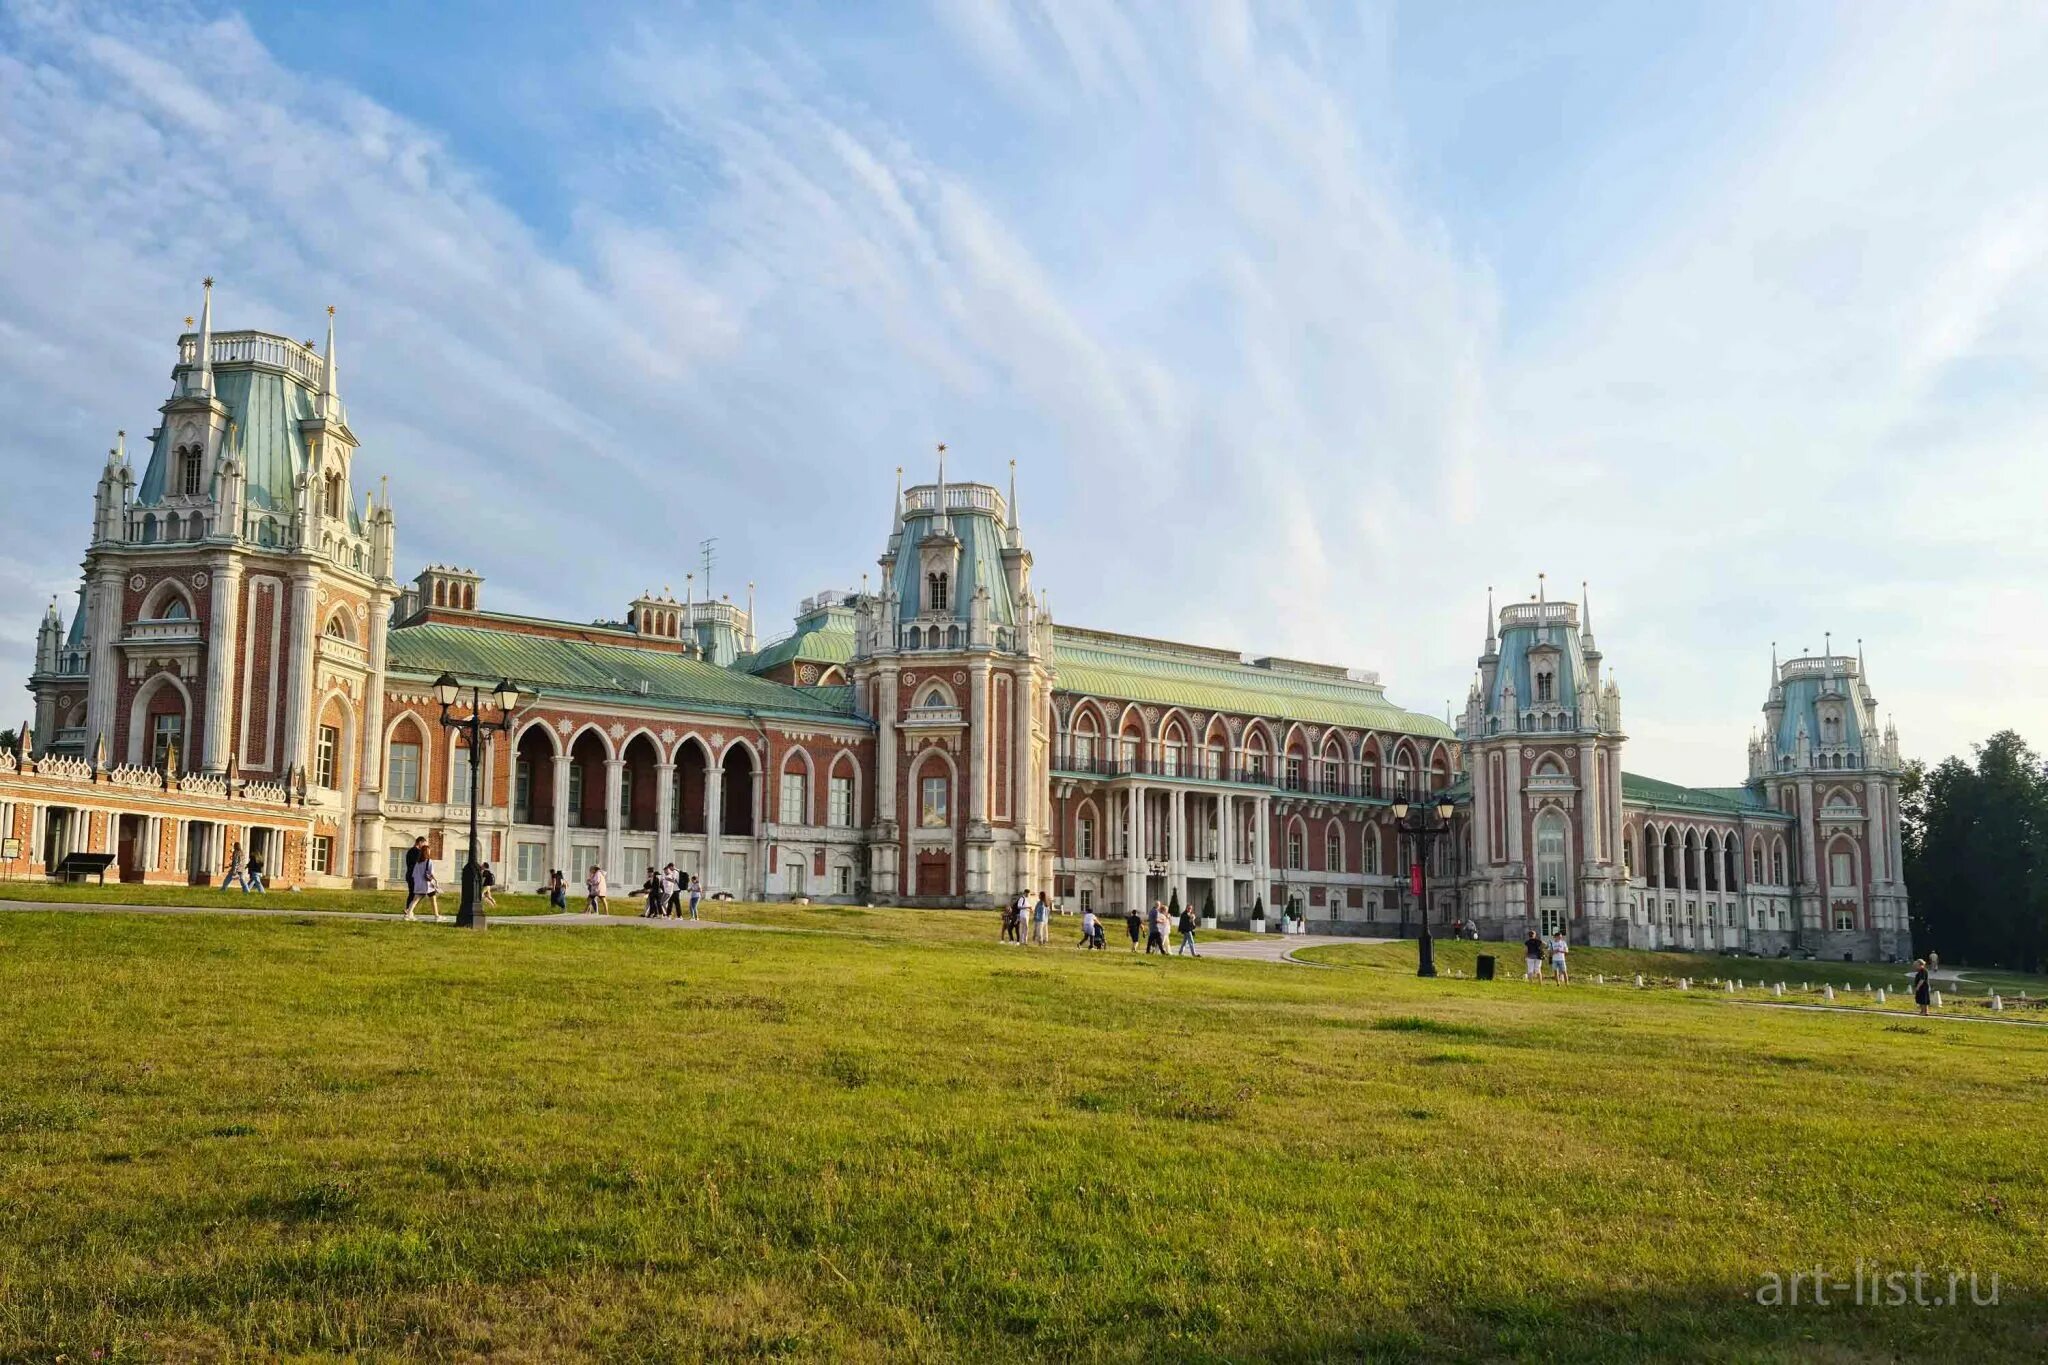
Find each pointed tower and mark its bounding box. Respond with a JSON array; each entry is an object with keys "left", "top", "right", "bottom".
[
  {"left": 851, "top": 448, "right": 1054, "bottom": 905},
  {"left": 1461, "top": 578, "right": 1629, "bottom": 946}
]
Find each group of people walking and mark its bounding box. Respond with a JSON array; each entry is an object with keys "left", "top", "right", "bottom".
[
  {"left": 1002, "top": 891, "right": 1053, "bottom": 944},
  {"left": 638, "top": 864, "right": 705, "bottom": 920},
  {"left": 218, "top": 841, "right": 269, "bottom": 895},
  {"left": 1523, "top": 929, "right": 1571, "bottom": 983},
  {"left": 1120, "top": 901, "right": 1200, "bottom": 956}
]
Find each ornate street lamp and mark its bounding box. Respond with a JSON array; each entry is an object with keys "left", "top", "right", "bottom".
[
  {"left": 1392, "top": 792, "right": 1458, "bottom": 978},
  {"left": 434, "top": 672, "right": 523, "bottom": 930}
]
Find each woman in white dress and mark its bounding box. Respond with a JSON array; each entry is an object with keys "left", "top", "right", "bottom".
[{"left": 407, "top": 853, "right": 442, "bottom": 922}]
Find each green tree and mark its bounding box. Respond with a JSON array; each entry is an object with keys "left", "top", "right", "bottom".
[
  {"left": 1905, "top": 732, "right": 2048, "bottom": 972},
  {"left": 0, "top": 727, "right": 17, "bottom": 756}
]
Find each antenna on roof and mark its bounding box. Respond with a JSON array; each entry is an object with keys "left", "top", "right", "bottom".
[{"left": 699, "top": 537, "right": 717, "bottom": 597}]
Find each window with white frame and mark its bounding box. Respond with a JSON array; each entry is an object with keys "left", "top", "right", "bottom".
[
  {"left": 1325, "top": 826, "right": 1344, "bottom": 873},
  {"left": 828, "top": 775, "right": 853, "bottom": 827},
  {"left": 450, "top": 743, "right": 473, "bottom": 804},
  {"left": 315, "top": 725, "right": 339, "bottom": 789},
  {"left": 388, "top": 740, "right": 421, "bottom": 802},
  {"left": 567, "top": 762, "right": 585, "bottom": 820},
  {"left": 780, "top": 770, "right": 807, "bottom": 825},
  {"left": 1076, "top": 813, "right": 1096, "bottom": 859},
  {"left": 309, "top": 835, "right": 332, "bottom": 875},
  {"left": 1286, "top": 825, "right": 1304, "bottom": 870},
  {"left": 1832, "top": 905, "right": 1857, "bottom": 930},
  {"left": 514, "top": 759, "right": 534, "bottom": 823},
  {"left": 1285, "top": 755, "right": 1304, "bottom": 790},
  {"left": 1536, "top": 813, "right": 1567, "bottom": 899},
  {"left": 835, "top": 863, "right": 852, "bottom": 895},
  {"left": 1829, "top": 849, "right": 1855, "bottom": 886},
  {"left": 516, "top": 841, "right": 546, "bottom": 886},
  {"left": 152, "top": 713, "right": 183, "bottom": 769},
  {"left": 920, "top": 774, "right": 949, "bottom": 827}
]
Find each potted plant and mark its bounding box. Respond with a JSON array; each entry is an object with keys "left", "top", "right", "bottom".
[
  {"left": 1250, "top": 895, "right": 1267, "bottom": 934},
  {"left": 1201, "top": 891, "right": 1217, "bottom": 931}
]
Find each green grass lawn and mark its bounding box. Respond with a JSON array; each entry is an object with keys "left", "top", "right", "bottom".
[
  {"left": 1300, "top": 939, "right": 2048, "bottom": 1008},
  {"left": 1, "top": 911, "right": 2043, "bottom": 1362},
  {"left": 0, "top": 880, "right": 563, "bottom": 917}
]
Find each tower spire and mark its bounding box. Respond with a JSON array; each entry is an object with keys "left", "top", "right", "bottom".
[
  {"left": 319, "top": 304, "right": 339, "bottom": 418},
  {"left": 892, "top": 464, "right": 904, "bottom": 530},
  {"left": 935, "top": 442, "right": 950, "bottom": 535},
  {"left": 193, "top": 276, "right": 215, "bottom": 397},
  {"left": 1006, "top": 458, "right": 1019, "bottom": 544},
  {"left": 1484, "top": 585, "right": 1496, "bottom": 653},
  {"left": 1580, "top": 580, "right": 1593, "bottom": 636}
]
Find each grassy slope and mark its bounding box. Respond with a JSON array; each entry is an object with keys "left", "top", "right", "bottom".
[
  {"left": 0, "top": 912, "right": 2041, "bottom": 1363},
  {"left": 0, "top": 881, "right": 562, "bottom": 917}
]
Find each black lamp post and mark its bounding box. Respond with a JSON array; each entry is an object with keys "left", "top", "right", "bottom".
[
  {"left": 434, "top": 672, "right": 522, "bottom": 930},
  {"left": 1392, "top": 792, "right": 1458, "bottom": 978}
]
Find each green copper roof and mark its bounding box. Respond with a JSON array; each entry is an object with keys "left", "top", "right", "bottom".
[
  {"left": 387, "top": 622, "right": 862, "bottom": 724},
  {"left": 136, "top": 363, "right": 362, "bottom": 533},
  {"left": 1622, "top": 772, "right": 1785, "bottom": 817},
  {"left": 1052, "top": 627, "right": 1453, "bottom": 740},
  {"left": 740, "top": 607, "right": 857, "bottom": 675}
]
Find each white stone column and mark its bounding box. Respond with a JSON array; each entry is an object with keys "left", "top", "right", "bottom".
[
  {"left": 276, "top": 572, "right": 319, "bottom": 778},
  {"left": 1169, "top": 786, "right": 1186, "bottom": 904},
  {"left": 704, "top": 750, "right": 725, "bottom": 891},
  {"left": 1577, "top": 740, "right": 1598, "bottom": 867},
  {"left": 1504, "top": 741, "right": 1524, "bottom": 865},
  {"left": 1211, "top": 793, "right": 1228, "bottom": 915},
  {"left": 603, "top": 756, "right": 624, "bottom": 878},
  {"left": 550, "top": 753, "right": 571, "bottom": 874},
  {"left": 1011, "top": 667, "right": 1034, "bottom": 840},
  {"left": 656, "top": 761, "right": 675, "bottom": 868},
  {"left": 1470, "top": 744, "right": 1491, "bottom": 867},
  {"left": 968, "top": 664, "right": 990, "bottom": 824},
  {"left": 203, "top": 557, "right": 244, "bottom": 770},
  {"left": 1254, "top": 794, "right": 1271, "bottom": 908},
  {"left": 1124, "top": 783, "right": 1143, "bottom": 912},
  {"left": 876, "top": 669, "right": 899, "bottom": 824},
  {"left": 83, "top": 562, "right": 123, "bottom": 763}
]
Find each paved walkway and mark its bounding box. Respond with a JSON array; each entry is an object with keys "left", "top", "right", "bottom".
[{"left": 1198, "top": 933, "right": 1387, "bottom": 965}]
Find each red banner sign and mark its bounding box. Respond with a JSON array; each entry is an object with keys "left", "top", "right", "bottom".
[{"left": 1409, "top": 862, "right": 1423, "bottom": 896}]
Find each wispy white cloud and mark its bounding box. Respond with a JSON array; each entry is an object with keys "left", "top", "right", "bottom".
[{"left": 0, "top": 0, "right": 2042, "bottom": 781}]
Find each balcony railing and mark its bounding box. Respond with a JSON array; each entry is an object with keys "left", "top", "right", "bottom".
[{"left": 1051, "top": 751, "right": 1402, "bottom": 800}]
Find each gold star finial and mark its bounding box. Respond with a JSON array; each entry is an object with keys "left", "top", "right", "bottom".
[
  {"left": 202, "top": 276, "right": 214, "bottom": 288},
  {"left": 184, "top": 316, "right": 194, "bottom": 328},
  {"left": 326, "top": 304, "right": 336, "bottom": 317}
]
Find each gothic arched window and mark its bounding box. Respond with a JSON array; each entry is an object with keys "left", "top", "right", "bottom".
[{"left": 926, "top": 572, "right": 949, "bottom": 613}]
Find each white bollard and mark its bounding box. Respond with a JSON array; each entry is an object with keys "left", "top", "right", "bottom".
[
  {"left": 1725, "top": 980, "right": 1735, "bottom": 993},
  {"left": 1932, "top": 990, "right": 1943, "bottom": 1010},
  {"left": 1679, "top": 978, "right": 1689, "bottom": 991},
  {"left": 1773, "top": 982, "right": 1784, "bottom": 997},
  {"left": 1876, "top": 988, "right": 1886, "bottom": 1004},
  {"left": 1635, "top": 974, "right": 1644, "bottom": 988},
  {"left": 1992, "top": 995, "right": 2003, "bottom": 1012},
  {"left": 1597, "top": 973, "right": 1605, "bottom": 985},
  {"left": 1823, "top": 985, "right": 1835, "bottom": 1002}
]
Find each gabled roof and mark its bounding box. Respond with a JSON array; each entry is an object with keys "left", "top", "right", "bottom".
[
  {"left": 1052, "top": 626, "right": 1452, "bottom": 740},
  {"left": 386, "top": 621, "right": 862, "bottom": 725},
  {"left": 1622, "top": 772, "right": 1785, "bottom": 818}
]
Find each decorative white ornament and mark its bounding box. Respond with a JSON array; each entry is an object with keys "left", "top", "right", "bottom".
[
  {"left": 192, "top": 571, "right": 210, "bottom": 589},
  {"left": 128, "top": 574, "right": 146, "bottom": 591}
]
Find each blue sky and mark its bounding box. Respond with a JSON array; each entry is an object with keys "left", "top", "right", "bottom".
[{"left": 3, "top": 0, "right": 2044, "bottom": 783}]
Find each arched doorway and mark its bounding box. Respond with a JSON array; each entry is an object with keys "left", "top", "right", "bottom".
[
  {"left": 1534, "top": 808, "right": 1570, "bottom": 936},
  {"left": 720, "top": 743, "right": 756, "bottom": 836}
]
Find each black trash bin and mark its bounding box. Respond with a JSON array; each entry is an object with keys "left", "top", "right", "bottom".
[{"left": 1475, "top": 954, "right": 1496, "bottom": 981}]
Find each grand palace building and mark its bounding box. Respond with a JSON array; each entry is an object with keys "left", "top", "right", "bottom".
[{"left": 3, "top": 290, "right": 1911, "bottom": 959}]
